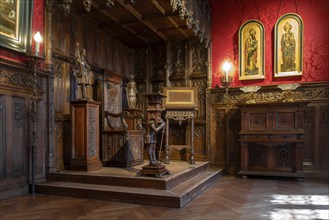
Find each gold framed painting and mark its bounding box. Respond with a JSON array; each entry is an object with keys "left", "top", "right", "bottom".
[
  {"left": 274, "top": 13, "right": 303, "bottom": 77},
  {"left": 239, "top": 20, "right": 265, "bottom": 80},
  {"left": 162, "top": 87, "right": 197, "bottom": 109},
  {"left": 0, "top": 0, "right": 33, "bottom": 53}
]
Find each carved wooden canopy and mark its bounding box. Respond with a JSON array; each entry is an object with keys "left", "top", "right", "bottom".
[{"left": 62, "top": 0, "right": 210, "bottom": 47}]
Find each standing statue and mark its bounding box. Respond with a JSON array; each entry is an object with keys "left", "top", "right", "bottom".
[
  {"left": 126, "top": 73, "right": 137, "bottom": 109},
  {"left": 73, "top": 42, "right": 91, "bottom": 100},
  {"left": 281, "top": 22, "right": 296, "bottom": 72},
  {"left": 145, "top": 114, "right": 166, "bottom": 166},
  {"left": 244, "top": 28, "right": 258, "bottom": 75}
]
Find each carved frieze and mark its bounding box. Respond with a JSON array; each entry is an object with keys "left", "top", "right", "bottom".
[
  {"left": 0, "top": 70, "right": 41, "bottom": 90},
  {"left": 214, "top": 84, "right": 329, "bottom": 105},
  {"left": 216, "top": 90, "right": 304, "bottom": 104},
  {"left": 302, "top": 87, "right": 329, "bottom": 100}
]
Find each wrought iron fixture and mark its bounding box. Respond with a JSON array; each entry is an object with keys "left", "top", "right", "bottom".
[{"left": 27, "top": 32, "right": 44, "bottom": 195}]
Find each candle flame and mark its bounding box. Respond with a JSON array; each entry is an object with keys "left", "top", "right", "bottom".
[{"left": 34, "top": 31, "right": 42, "bottom": 43}]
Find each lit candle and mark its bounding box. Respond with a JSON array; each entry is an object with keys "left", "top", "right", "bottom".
[
  {"left": 34, "top": 31, "right": 42, "bottom": 55},
  {"left": 223, "top": 61, "right": 231, "bottom": 82}
]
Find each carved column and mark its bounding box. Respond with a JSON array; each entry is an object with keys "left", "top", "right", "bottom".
[
  {"left": 207, "top": 42, "right": 212, "bottom": 89},
  {"left": 45, "top": 0, "right": 55, "bottom": 172}
]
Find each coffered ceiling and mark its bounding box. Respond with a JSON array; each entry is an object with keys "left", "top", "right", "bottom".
[{"left": 70, "top": 0, "right": 196, "bottom": 47}]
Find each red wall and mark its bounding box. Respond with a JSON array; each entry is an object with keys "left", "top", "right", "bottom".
[
  {"left": 211, "top": 0, "right": 329, "bottom": 88},
  {"left": 0, "top": 0, "right": 45, "bottom": 63}
]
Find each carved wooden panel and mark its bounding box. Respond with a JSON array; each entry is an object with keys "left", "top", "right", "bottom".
[
  {"left": 303, "top": 106, "right": 315, "bottom": 163},
  {"left": 104, "top": 81, "right": 123, "bottom": 128},
  {"left": 102, "top": 130, "right": 144, "bottom": 167},
  {"left": 171, "top": 42, "right": 185, "bottom": 78},
  {"left": 319, "top": 106, "right": 329, "bottom": 164},
  {"left": 0, "top": 61, "right": 48, "bottom": 199},
  {"left": 248, "top": 143, "right": 268, "bottom": 169},
  {"left": 191, "top": 78, "right": 207, "bottom": 120},
  {"left": 249, "top": 113, "right": 266, "bottom": 130},
  {"left": 70, "top": 100, "right": 102, "bottom": 171},
  {"left": 0, "top": 95, "right": 5, "bottom": 178},
  {"left": 194, "top": 124, "right": 206, "bottom": 156},
  {"left": 276, "top": 112, "right": 295, "bottom": 130},
  {"left": 0, "top": 94, "right": 29, "bottom": 199},
  {"left": 191, "top": 40, "right": 207, "bottom": 73},
  {"left": 273, "top": 144, "right": 294, "bottom": 171}
]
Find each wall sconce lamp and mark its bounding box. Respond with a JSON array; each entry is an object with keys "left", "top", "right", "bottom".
[
  {"left": 221, "top": 61, "right": 232, "bottom": 88},
  {"left": 28, "top": 31, "right": 44, "bottom": 195}
]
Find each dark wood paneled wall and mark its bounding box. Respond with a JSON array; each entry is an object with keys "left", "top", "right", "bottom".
[
  {"left": 209, "top": 82, "right": 329, "bottom": 175},
  {"left": 0, "top": 59, "right": 48, "bottom": 199},
  {"left": 50, "top": 5, "right": 132, "bottom": 171},
  {"left": 134, "top": 39, "right": 209, "bottom": 161}
]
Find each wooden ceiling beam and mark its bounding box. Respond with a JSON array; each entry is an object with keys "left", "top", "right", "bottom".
[
  {"left": 157, "top": 24, "right": 188, "bottom": 32},
  {"left": 116, "top": 0, "right": 167, "bottom": 42},
  {"left": 118, "top": 10, "right": 177, "bottom": 26},
  {"left": 91, "top": 1, "right": 150, "bottom": 44},
  {"left": 150, "top": 0, "right": 189, "bottom": 38},
  {"left": 141, "top": 11, "right": 177, "bottom": 21}
]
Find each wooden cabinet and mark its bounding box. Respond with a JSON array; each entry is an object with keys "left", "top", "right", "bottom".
[
  {"left": 238, "top": 101, "right": 308, "bottom": 180},
  {"left": 70, "top": 100, "right": 102, "bottom": 171}
]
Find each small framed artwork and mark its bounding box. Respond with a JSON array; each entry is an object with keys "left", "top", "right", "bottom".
[
  {"left": 274, "top": 13, "right": 303, "bottom": 78},
  {"left": 162, "top": 87, "right": 197, "bottom": 109},
  {"left": 239, "top": 20, "right": 265, "bottom": 80},
  {"left": 0, "top": 0, "right": 33, "bottom": 53}
]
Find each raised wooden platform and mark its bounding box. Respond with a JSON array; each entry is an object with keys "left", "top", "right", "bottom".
[{"left": 36, "top": 161, "right": 223, "bottom": 208}]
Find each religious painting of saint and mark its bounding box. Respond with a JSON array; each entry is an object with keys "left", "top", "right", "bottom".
[
  {"left": 0, "top": 0, "right": 33, "bottom": 53},
  {"left": 239, "top": 20, "right": 265, "bottom": 80},
  {"left": 274, "top": 13, "right": 303, "bottom": 77}
]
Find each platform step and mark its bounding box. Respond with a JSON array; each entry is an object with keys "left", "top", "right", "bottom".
[
  {"left": 46, "top": 161, "right": 210, "bottom": 190},
  {"left": 36, "top": 167, "right": 223, "bottom": 208}
]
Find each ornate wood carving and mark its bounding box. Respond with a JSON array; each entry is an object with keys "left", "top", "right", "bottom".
[
  {"left": 238, "top": 101, "right": 308, "bottom": 180},
  {"left": 70, "top": 100, "right": 102, "bottom": 171},
  {"left": 170, "top": 42, "right": 185, "bottom": 80},
  {"left": 191, "top": 42, "right": 207, "bottom": 73},
  {"left": 0, "top": 70, "right": 41, "bottom": 90},
  {"left": 210, "top": 82, "right": 329, "bottom": 173}
]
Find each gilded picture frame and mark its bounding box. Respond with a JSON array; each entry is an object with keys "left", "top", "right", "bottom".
[
  {"left": 274, "top": 13, "right": 303, "bottom": 77},
  {"left": 239, "top": 20, "right": 265, "bottom": 80},
  {"left": 0, "top": 0, "right": 33, "bottom": 53},
  {"left": 162, "top": 87, "right": 197, "bottom": 109}
]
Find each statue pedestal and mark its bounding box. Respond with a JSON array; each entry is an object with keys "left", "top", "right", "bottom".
[
  {"left": 70, "top": 100, "right": 102, "bottom": 171},
  {"left": 137, "top": 164, "right": 171, "bottom": 178}
]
